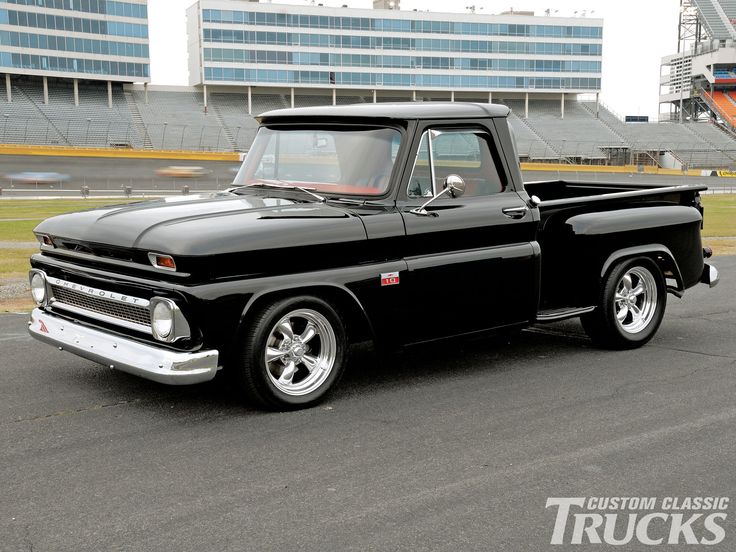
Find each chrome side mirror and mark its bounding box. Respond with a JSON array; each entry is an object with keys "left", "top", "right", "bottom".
[
  {"left": 410, "top": 175, "right": 466, "bottom": 217},
  {"left": 444, "top": 174, "right": 466, "bottom": 198}
]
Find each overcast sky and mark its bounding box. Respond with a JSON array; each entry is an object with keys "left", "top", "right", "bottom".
[{"left": 148, "top": 0, "right": 680, "bottom": 120}]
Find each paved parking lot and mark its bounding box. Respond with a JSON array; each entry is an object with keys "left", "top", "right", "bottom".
[{"left": 0, "top": 257, "right": 734, "bottom": 551}]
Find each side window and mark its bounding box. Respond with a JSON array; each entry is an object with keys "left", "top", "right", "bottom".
[
  {"left": 431, "top": 130, "right": 505, "bottom": 197},
  {"left": 407, "top": 129, "right": 505, "bottom": 199},
  {"left": 407, "top": 132, "right": 433, "bottom": 198},
  {"left": 253, "top": 133, "right": 277, "bottom": 180}
]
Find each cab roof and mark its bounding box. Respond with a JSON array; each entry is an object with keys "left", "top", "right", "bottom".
[{"left": 258, "top": 102, "right": 510, "bottom": 122}]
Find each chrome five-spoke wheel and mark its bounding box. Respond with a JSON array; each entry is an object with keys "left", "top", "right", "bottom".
[
  {"left": 613, "top": 266, "right": 658, "bottom": 334},
  {"left": 581, "top": 257, "right": 666, "bottom": 350},
  {"left": 236, "top": 296, "right": 346, "bottom": 409},
  {"left": 265, "top": 309, "right": 337, "bottom": 396}
]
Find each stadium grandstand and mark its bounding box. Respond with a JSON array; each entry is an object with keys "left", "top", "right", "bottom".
[{"left": 0, "top": 0, "right": 736, "bottom": 170}]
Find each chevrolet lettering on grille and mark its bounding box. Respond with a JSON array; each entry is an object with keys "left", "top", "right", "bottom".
[{"left": 51, "top": 278, "right": 150, "bottom": 307}]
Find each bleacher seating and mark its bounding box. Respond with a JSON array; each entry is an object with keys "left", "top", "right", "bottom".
[
  {"left": 293, "top": 95, "right": 333, "bottom": 108},
  {"left": 2, "top": 78, "right": 736, "bottom": 167},
  {"left": 250, "top": 94, "right": 288, "bottom": 115},
  {"left": 507, "top": 111, "right": 561, "bottom": 160},
  {"left": 209, "top": 93, "right": 259, "bottom": 151},
  {"left": 504, "top": 99, "right": 622, "bottom": 161},
  {"left": 692, "top": 0, "right": 736, "bottom": 40},
  {"left": 131, "top": 90, "right": 226, "bottom": 150}
]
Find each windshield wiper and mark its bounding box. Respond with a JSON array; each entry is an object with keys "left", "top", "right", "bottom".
[{"left": 233, "top": 182, "right": 326, "bottom": 203}]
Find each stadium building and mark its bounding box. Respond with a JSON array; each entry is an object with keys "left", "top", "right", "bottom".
[
  {"left": 0, "top": 0, "right": 150, "bottom": 99},
  {"left": 186, "top": 0, "right": 603, "bottom": 116},
  {"left": 661, "top": 0, "right": 736, "bottom": 127},
  {"left": 0, "top": 0, "right": 734, "bottom": 168},
  {"left": 0, "top": 0, "right": 150, "bottom": 147}
]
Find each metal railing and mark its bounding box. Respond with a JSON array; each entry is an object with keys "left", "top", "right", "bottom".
[
  {"left": 0, "top": 117, "right": 256, "bottom": 152},
  {"left": 514, "top": 139, "right": 736, "bottom": 169}
]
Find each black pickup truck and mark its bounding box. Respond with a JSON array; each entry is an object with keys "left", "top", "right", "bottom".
[{"left": 28, "top": 103, "right": 719, "bottom": 409}]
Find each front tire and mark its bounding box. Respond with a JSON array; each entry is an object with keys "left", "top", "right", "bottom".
[
  {"left": 581, "top": 257, "right": 666, "bottom": 349},
  {"left": 236, "top": 296, "right": 347, "bottom": 410}
]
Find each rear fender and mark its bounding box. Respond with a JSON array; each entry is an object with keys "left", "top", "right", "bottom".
[{"left": 601, "top": 245, "right": 684, "bottom": 296}]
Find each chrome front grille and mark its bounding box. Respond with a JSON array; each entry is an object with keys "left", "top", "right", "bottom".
[{"left": 48, "top": 278, "right": 151, "bottom": 333}]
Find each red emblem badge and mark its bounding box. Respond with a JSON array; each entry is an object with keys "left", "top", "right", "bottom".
[
  {"left": 39, "top": 320, "right": 49, "bottom": 334},
  {"left": 380, "top": 272, "right": 400, "bottom": 287}
]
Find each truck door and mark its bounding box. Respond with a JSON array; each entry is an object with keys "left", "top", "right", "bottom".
[{"left": 398, "top": 122, "right": 540, "bottom": 343}]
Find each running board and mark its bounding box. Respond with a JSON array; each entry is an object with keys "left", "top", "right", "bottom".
[{"left": 536, "top": 306, "right": 595, "bottom": 323}]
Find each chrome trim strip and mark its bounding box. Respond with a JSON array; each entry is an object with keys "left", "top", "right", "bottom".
[
  {"left": 48, "top": 299, "right": 152, "bottom": 335},
  {"left": 40, "top": 247, "right": 190, "bottom": 278},
  {"left": 536, "top": 306, "right": 596, "bottom": 323},
  {"left": 28, "top": 308, "right": 219, "bottom": 386}
]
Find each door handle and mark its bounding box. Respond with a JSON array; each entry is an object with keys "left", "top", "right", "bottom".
[{"left": 502, "top": 206, "right": 529, "bottom": 219}]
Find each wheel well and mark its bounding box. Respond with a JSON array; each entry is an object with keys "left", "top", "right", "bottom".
[
  {"left": 240, "top": 286, "right": 373, "bottom": 344},
  {"left": 601, "top": 247, "right": 683, "bottom": 291}
]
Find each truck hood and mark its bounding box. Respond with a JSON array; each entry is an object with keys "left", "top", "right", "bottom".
[{"left": 34, "top": 193, "right": 367, "bottom": 256}]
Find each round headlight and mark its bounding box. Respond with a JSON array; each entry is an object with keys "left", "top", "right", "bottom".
[
  {"left": 152, "top": 301, "right": 173, "bottom": 339},
  {"left": 30, "top": 272, "right": 46, "bottom": 305}
]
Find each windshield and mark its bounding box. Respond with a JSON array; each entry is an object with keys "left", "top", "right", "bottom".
[{"left": 233, "top": 126, "right": 401, "bottom": 196}]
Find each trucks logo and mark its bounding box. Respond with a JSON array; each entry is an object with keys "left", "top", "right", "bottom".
[
  {"left": 38, "top": 320, "right": 49, "bottom": 334},
  {"left": 546, "top": 497, "right": 728, "bottom": 545},
  {"left": 380, "top": 272, "right": 400, "bottom": 287}
]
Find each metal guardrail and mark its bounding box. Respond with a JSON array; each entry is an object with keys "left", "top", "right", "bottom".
[
  {"left": 1, "top": 174, "right": 734, "bottom": 200},
  {"left": 0, "top": 176, "right": 234, "bottom": 193}
]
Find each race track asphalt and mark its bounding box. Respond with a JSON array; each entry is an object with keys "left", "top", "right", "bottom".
[
  {"left": 2, "top": 154, "right": 736, "bottom": 197},
  {"left": 0, "top": 257, "right": 734, "bottom": 551}
]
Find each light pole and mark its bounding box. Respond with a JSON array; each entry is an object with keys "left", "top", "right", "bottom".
[
  {"left": 162, "top": 122, "right": 168, "bottom": 149},
  {"left": 2, "top": 114, "right": 8, "bottom": 141}
]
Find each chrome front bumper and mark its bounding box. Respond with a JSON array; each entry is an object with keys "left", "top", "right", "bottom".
[
  {"left": 28, "top": 308, "right": 219, "bottom": 385},
  {"left": 701, "top": 263, "right": 720, "bottom": 288}
]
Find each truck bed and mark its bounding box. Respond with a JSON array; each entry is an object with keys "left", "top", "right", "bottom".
[
  {"left": 524, "top": 180, "right": 707, "bottom": 215},
  {"left": 524, "top": 180, "right": 708, "bottom": 314}
]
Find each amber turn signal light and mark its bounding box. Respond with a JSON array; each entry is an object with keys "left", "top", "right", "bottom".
[
  {"left": 36, "top": 234, "right": 54, "bottom": 247},
  {"left": 148, "top": 253, "right": 177, "bottom": 271}
]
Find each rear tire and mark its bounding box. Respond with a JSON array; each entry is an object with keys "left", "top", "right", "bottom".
[
  {"left": 581, "top": 257, "right": 666, "bottom": 349},
  {"left": 235, "top": 296, "right": 347, "bottom": 410}
]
